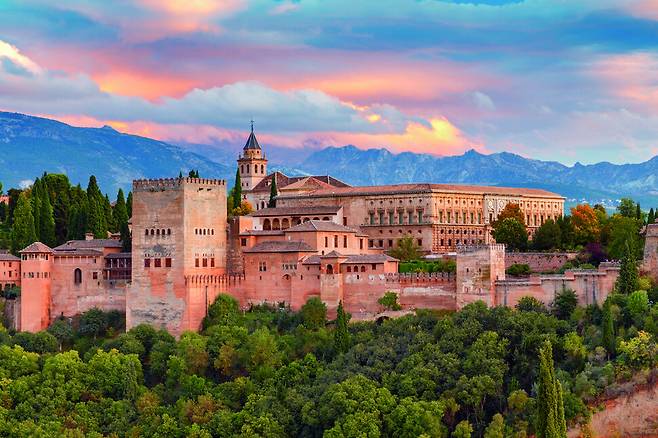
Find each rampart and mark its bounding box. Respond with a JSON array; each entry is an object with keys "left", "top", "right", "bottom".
[{"left": 505, "top": 252, "right": 578, "bottom": 272}]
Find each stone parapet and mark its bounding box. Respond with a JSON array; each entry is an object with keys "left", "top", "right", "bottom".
[{"left": 133, "top": 177, "right": 226, "bottom": 192}]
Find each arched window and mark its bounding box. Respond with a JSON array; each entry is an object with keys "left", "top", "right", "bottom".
[
  {"left": 272, "top": 218, "right": 280, "bottom": 230},
  {"left": 282, "top": 218, "right": 290, "bottom": 229},
  {"left": 74, "top": 268, "right": 82, "bottom": 285},
  {"left": 326, "top": 264, "right": 334, "bottom": 275},
  {"left": 145, "top": 229, "right": 149, "bottom": 236},
  {"left": 360, "top": 266, "right": 366, "bottom": 272},
  {"left": 261, "top": 164, "right": 264, "bottom": 173},
  {"left": 241, "top": 165, "right": 244, "bottom": 174},
  {"left": 150, "top": 229, "right": 155, "bottom": 236},
  {"left": 263, "top": 219, "right": 272, "bottom": 230},
  {"left": 156, "top": 229, "right": 160, "bottom": 235},
  {"left": 167, "top": 228, "right": 171, "bottom": 235},
  {"left": 161, "top": 229, "right": 165, "bottom": 236},
  {"left": 247, "top": 164, "right": 250, "bottom": 173}
]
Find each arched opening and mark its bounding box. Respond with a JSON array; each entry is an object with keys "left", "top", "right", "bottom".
[
  {"left": 326, "top": 264, "right": 334, "bottom": 275},
  {"left": 313, "top": 217, "right": 320, "bottom": 220},
  {"left": 293, "top": 218, "right": 301, "bottom": 225},
  {"left": 360, "top": 266, "right": 366, "bottom": 272},
  {"left": 241, "top": 165, "right": 244, "bottom": 174},
  {"left": 74, "top": 268, "right": 82, "bottom": 285},
  {"left": 303, "top": 217, "right": 310, "bottom": 223},
  {"left": 156, "top": 229, "right": 160, "bottom": 235},
  {"left": 261, "top": 164, "right": 264, "bottom": 173},
  {"left": 322, "top": 217, "right": 330, "bottom": 221},
  {"left": 150, "top": 229, "right": 155, "bottom": 236},
  {"left": 263, "top": 219, "right": 271, "bottom": 230},
  {"left": 282, "top": 218, "right": 290, "bottom": 229},
  {"left": 145, "top": 229, "right": 149, "bottom": 236},
  {"left": 282, "top": 274, "right": 291, "bottom": 281},
  {"left": 272, "top": 218, "right": 280, "bottom": 230}
]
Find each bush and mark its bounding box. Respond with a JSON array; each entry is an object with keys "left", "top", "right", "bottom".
[
  {"left": 399, "top": 259, "right": 456, "bottom": 273},
  {"left": 515, "top": 296, "right": 547, "bottom": 313},
  {"left": 300, "top": 297, "right": 327, "bottom": 330},
  {"left": 378, "top": 291, "right": 402, "bottom": 311},
  {"left": 506, "top": 264, "right": 531, "bottom": 277}
]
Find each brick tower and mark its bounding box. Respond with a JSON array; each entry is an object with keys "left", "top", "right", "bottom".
[
  {"left": 19, "top": 242, "right": 53, "bottom": 332},
  {"left": 644, "top": 220, "right": 658, "bottom": 282},
  {"left": 455, "top": 244, "right": 506, "bottom": 308},
  {"left": 237, "top": 122, "right": 267, "bottom": 192},
  {"left": 127, "top": 177, "right": 227, "bottom": 336}
]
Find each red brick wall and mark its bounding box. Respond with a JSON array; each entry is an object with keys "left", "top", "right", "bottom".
[{"left": 506, "top": 252, "right": 578, "bottom": 272}]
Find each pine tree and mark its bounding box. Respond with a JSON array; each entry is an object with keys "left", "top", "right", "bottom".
[
  {"left": 39, "top": 186, "right": 56, "bottom": 246},
  {"left": 536, "top": 340, "right": 566, "bottom": 438},
  {"left": 616, "top": 241, "right": 639, "bottom": 294},
  {"left": 636, "top": 203, "right": 642, "bottom": 221},
  {"left": 233, "top": 168, "right": 242, "bottom": 210},
  {"left": 11, "top": 192, "right": 37, "bottom": 254},
  {"left": 268, "top": 174, "right": 278, "bottom": 208},
  {"left": 86, "top": 176, "right": 107, "bottom": 238},
  {"left": 601, "top": 302, "right": 615, "bottom": 357},
  {"left": 334, "top": 300, "right": 350, "bottom": 354}
]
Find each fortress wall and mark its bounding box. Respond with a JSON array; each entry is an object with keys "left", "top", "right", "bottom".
[{"left": 505, "top": 252, "right": 578, "bottom": 272}]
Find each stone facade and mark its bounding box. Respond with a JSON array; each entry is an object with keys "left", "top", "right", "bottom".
[
  {"left": 127, "top": 177, "right": 227, "bottom": 336},
  {"left": 644, "top": 220, "right": 658, "bottom": 282},
  {"left": 505, "top": 252, "right": 578, "bottom": 272},
  {"left": 0, "top": 252, "right": 20, "bottom": 292}
]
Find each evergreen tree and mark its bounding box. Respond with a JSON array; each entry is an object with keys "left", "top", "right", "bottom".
[
  {"left": 86, "top": 176, "right": 107, "bottom": 238},
  {"left": 535, "top": 340, "right": 567, "bottom": 438},
  {"left": 648, "top": 208, "right": 655, "bottom": 225},
  {"left": 268, "top": 174, "right": 278, "bottom": 208},
  {"left": 233, "top": 168, "right": 242, "bottom": 210},
  {"left": 11, "top": 192, "right": 37, "bottom": 253},
  {"left": 103, "top": 194, "right": 114, "bottom": 232},
  {"left": 178, "top": 171, "right": 183, "bottom": 178},
  {"left": 43, "top": 173, "right": 73, "bottom": 245},
  {"left": 601, "top": 302, "right": 615, "bottom": 357},
  {"left": 334, "top": 300, "right": 350, "bottom": 354},
  {"left": 31, "top": 178, "right": 42, "bottom": 238},
  {"left": 126, "top": 191, "right": 133, "bottom": 219},
  {"left": 39, "top": 186, "right": 56, "bottom": 246},
  {"left": 615, "top": 241, "right": 639, "bottom": 294},
  {"left": 114, "top": 190, "right": 131, "bottom": 252},
  {"left": 636, "top": 203, "right": 642, "bottom": 221}
]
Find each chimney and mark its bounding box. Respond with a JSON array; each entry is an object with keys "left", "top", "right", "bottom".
[{"left": 85, "top": 232, "right": 94, "bottom": 241}]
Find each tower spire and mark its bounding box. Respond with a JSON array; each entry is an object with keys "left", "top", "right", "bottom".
[{"left": 250, "top": 119, "right": 254, "bottom": 133}]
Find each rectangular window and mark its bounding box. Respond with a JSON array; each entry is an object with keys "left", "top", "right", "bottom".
[
  {"left": 359, "top": 239, "right": 364, "bottom": 250},
  {"left": 371, "top": 264, "right": 377, "bottom": 270},
  {"left": 343, "top": 217, "right": 348, "bottom": 226},
  {"left": 325, "top": 236, "right": 328, "bottom": 247},
  {"left": 439, "top": 211, "right": 443, "bottom": 223},
  {"left": 378, "top": 211, "right": 384, "bottom": 224},
  {"left": 210, "top": 258, "right": 215, "bottom": 267},
  {"left": 154, "top": 258, "right": 162, "bottom": 268},
  {"left": 378, "top": 239, "right": 383, "bottom": 247},
  {"left": 195, "top": 258, "right": 199, "bottom": 267},
  {"left": 165, "top": 258, "right": 172, "bottom": 267},
  {"left": 334, "top": 235, "right": 339, "bottom": 247},
  {"left": 368, "top": 239, "right": 373, "bottom": 248},
  {"left": 418, "top": 210, "right": 423, "bottom": 224},
  {"left": 144, "top": 258, "right": 151, "bottom": 268},
  {"left": 398, "top": 211, "right": 404, "bottom": 225},
  {"left": 478, "top": 213, "right": 482, "bottom": 224},
  {"left": 447, "top": 212, "right": 452, "bottom": 223},
  {"left": 388, "top": 239, "right": 393, "bottom": 247},
  {"left": 470, "top": 212, "right": 474, "bottom": 224},
  {"left": 343, "top": 236, "right": 348, "bottom": 247},
  {"left": 408, "top": 212, "right": 414, "bottom": 224},
  {"left": 241, "top": 238, "right": 247, "bottom": 247},
  {"left": 389, "top": 211, "right": 394, "bottom": 224},
  {"left": 463, "top": 212, "right": 467, "bottom": 223},
  {"left": 369, "top": 212, "right": 375, "bottom": 225},
  {"left": 92, "top": 272, "right": 98, "bottom": 280},
  {"left": 417, "top": 239, "right": 423, "bottom": 246},
  {"left": 202, "top": 258, "right": 208, "bottom": 267}
]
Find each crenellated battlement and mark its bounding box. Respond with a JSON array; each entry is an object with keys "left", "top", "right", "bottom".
[
  {"left": 185, "top": 274, "right": 244, "bottom": 285},
  {"left": 457, "top": 243, "right": 506, "bottom": 253},
  {"left": 133, "top": 177, "right": 226, "bottom": 191},
  {"left": 385, "top": 272, "right": 455, "bottom": 283}
]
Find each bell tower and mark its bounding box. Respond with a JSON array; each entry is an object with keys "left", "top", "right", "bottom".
[{"left": 237, "top": 121, "right": 268, "bottom": 192}]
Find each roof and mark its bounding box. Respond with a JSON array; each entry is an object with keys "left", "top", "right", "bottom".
[
  {"left": 105, "top": 252, "right": 132, "bottom": 259},
  {"left": 240, "top": 230, "right": 285, "bottom": 236},
  {"left": 243, "top": 131, "right": 261, "bottom": 150},
  {"left": 302, "top": 253, "right": 398, "bottom": 265},
  {"left": 250, "top": 205, "right": 342, "bottom": 217},
  {"left": 54, "top": 239, "right": 122, "bottom": 251},
  {"left": 285, "top": 220, "right": 359, "bottom": 233},
  {"left": 0, "top": 253, "right": 19, "bottom": 261},
  {"left": 243, "top": 240, "right": 315, "bottom": 253},
  {"left": 20, "top": 242, "right": 53, "bottom": 253},
  {"left": 53, "top": 249, "right": 103, "bottom": 257},
  {"left": 250, "top": 172, "right": 350, "bottom": 193},
  {"left": 277, "top": 183, "right": 563, "bottom": 199}
]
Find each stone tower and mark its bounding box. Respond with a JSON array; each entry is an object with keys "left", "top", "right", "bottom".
[
  {"left": 644, "top": 220, "right": 658, "bottom": 282},
  {"left": 455, "top": 244, "right": 506, "bottom": 308},
  {"left": 127, "top": 177, "right": 228, "bottom": 336},
  {"left": 19, "top": 242, "right": 53, "bottom": 332},
  {"left": 237, "top": 123, "right": 267, "bottom": 192}
]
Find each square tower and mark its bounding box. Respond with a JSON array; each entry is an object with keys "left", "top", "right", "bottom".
[{"left": 127, "top": 177, "right": 227, "bottom": 336}]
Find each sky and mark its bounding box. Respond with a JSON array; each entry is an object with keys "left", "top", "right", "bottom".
[{"left": 1, "top": 0, "right": 658, "bottom": 165}]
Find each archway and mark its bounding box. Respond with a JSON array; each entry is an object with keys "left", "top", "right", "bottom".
[
  {"left": 263, "top": 219, "right": 272, "bottom": 230},
  {"left": 326, "top": 264, "right": 334, "bottom": 275}
]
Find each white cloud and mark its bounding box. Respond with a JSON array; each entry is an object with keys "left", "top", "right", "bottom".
[{"left": 472, "top": 91, "right": 496, "bottom": 111}]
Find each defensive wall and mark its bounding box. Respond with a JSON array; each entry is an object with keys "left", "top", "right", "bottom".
[{"left": 505, "top": 252, "right": 578, "bottom": 272}]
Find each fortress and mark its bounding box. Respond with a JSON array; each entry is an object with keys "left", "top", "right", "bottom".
[{"left": 3, "top": 129, "right": 650, "bottom": 335}]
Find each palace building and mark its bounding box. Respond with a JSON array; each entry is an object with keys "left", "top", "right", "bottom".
[{"left": 7, "top": 127, "right": 639, "bottom": 335}]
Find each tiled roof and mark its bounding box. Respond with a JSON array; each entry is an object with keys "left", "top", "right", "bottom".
[
  {"left": 105, "top": 252, "right": 132, "bottom": 259},
  {"left": 343, "top": 254, "right": 398, "bottom": 263},
  {"left": 54, "top": 239, "right": 122, "bottom": 250},
  {"left": 250, "top": 206, "right": 342, "bottom": 217},
  {"left": 20, "top": 242, "right": 53, "bottom": 253},
  {"left": 278, "top": 183, "right": 562, "bottom": 199},
  {"left": 54, "top": 249, "right": 103, "bottom": 257},
  {"left": 323, "top": 250, "right": 344, "bottom": 257},
  {"left": 243, "top": 241, "right": 315, "bottom": 253},
  {"left": 0, "top": 253, "right": 19, "bottom": 261},
  {"left": 250, "top": 172, "right": 350, "bottom": 193},
  {"left": 239, "top": 230, "right": 285, "bottom": 236},
  {"left": 243, "top": 131, "right": 261, "bottom": 150},
  {"left": 286, "top": 220, "right": 359, "bottom": 233}
]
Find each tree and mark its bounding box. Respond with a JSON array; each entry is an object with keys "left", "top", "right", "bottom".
[
  {"left": 452, "top": 420, "right": 473, "bottom": 438},
  {"left": 551, "top": 288, "right": 578, "bottom": 320},
  {"left": 79, "top": 307, "right": 108, "bottom": 339},
  {"left": 48, "top": 319, "right": 74, "bottom": 351},
  {"left": 114, "top": 189, "right": 131, "bottom": 251},
  {"left": 484, "top": 413, "right": 506, "bottom": 438},
  {"left": 268, "top": 174, "right": 278, "bottom": 208},
  {"left": 532, "top": 218, "right": 561, "bottom": 250},
  {"left": 11, "top": 192, "right": 37, "bottom": 253},
  {"left": 606, "top": 215, "right": 641, "bottom": 260},
  {"left": 535, "top": 340, "right": 567, "bottom": 438},
  {"left": 378, "top": 291, "right": 402, "bottom": 311},
  {"left": 617, "top": 331, "right": 658, "bottom": 370},
  {"left": 86, "top": 176, "right": 107, "bottom": 238},
  {"left": 31, "top": 178, "right": 43, "bottom": 238},
  {"left": 648, "top": 207, "right": 655, "bottom": 225},
  {"left": 334, "top": 300, "right": 350, "bottom": 354},
  {"left": 570, "top": 204, "right": 600, "bottom": 245},
  {"left": 492, "top": 218, "right": 528, "bottom": 251},
  {"left": 515, "top": 296, "right": 547, "bottom": 313},
  {"left": 493, "top": 203, "right": 525, "bottom": 226},
  {"left": 300, "top": 297, "right": 327, "bottom": 330},
  {"left": 233, "top": 168, "right": 242, "bottom": 210},
  {"left": 389, "top": 236, "right": 421, "bottom": 261},
  {"left": 202, "top": 294, "right": 241, "bottom": 329},
  {"left": 616, "top": 241, "right": 639, "bottom": 294},
  {"left": 39, "top": 185, "right": 56, "bottom": 246},
  {"left": 601, "top": 302, "right": 615, "bottom": 357},
  {"left": 188, "top": 170, "right": 200, "bottom": 178},
  {"left": 627, "top": 290, "right": 649, "bottom": 324},
  {"left": 126, "top": 191, "right": 133, "bottom": 219}
]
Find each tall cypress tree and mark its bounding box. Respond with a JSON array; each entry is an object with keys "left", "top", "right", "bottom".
[
  {"left": 86, "top": 176, "right": 107, "bottom": 238},
  {"left": 268, "top": 174, "right": 278, "bottom": 208},
  {"left": 31, "top": 178, "right": 42, "bottom": 238},
  {"left": 636, "top": 203, "right": 642, "bottom": 221},
  {"left": 601, "top": 302, "right": 615, "bottom": 357},
  {"left": 114, "top": 189, "right": 130, "bottom": 251},
  {"left": 11, "top": 192, "right": 37, "bottom": 254},
  {"left": 536, "top": 340, "right": 566, "bottom": 438},
  {"left": 233, "top": 168, "right": 242, "bottom": 210},
  {"left": 103, "top": 194, "right": 114, "bottom": 232},
  {"left": 334, "top": 300, "right": 350, "bottom": 354},
  {"left": 616, "top": 241, "right": 639, "bottom": 294},
  {"left": 126, "top": 191, "right": 133, "bottom": 219},
  {"left": 39, "top": 186, "right": 56, "bottom": 246},
  {"left": 648, "top": 208, "right": 655, "bottom": 225}
]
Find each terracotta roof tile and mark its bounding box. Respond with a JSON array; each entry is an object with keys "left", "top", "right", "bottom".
[
  {"left": 0, "top": 253, "right": 19, "bottom": 261},
  {"left": 54, "top": 239, "right": 122, "bottom": 251},
  {"left": 20, "top": 242, "right": 53, "bottom": 253},
  {"left": 243, "top": 241, "right": 315, "bottom": 253},
  {"left": 250, "top": 205, "right": 342, "bottom": 217}
]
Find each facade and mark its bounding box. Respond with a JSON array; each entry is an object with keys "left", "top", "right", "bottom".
[
  {"left": 644, "top": 219, "right": 658, "bottom": 282},
  {"left": 0, "top": 251, "right": 20, "bottom": 292}
]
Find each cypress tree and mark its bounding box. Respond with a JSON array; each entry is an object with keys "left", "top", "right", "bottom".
[
  {"left": 268, "top": 174, "right": 278, "bottom": 208},
  {"left": 103, "top": 194, "right": 114, "bottom": 232},
  {"left": 39, "top": 186, "right": 56, "bottom": 246},
  {"left": 233, "top": 168, "right": 242, "bottom": 210},
  {"left": 334, "top": 300, "right": 350, "bottom": 354},
  {"left": 616, "top": 241, "right": 639, "bottom": 294},
  {"left": 601, "top": 302, "right": 615, "bottom": 357},
  {"left": 11, "top": 192, "right": 37, "bottom": 254},
  {"left": 648, "top": 208, "right": 655, "bottom": 225},
  {"left": 536, "top": 340, "right": 566, "bottom": 438},
  {"left": 31, "top": 178, "right": 42, "bottom": 237},
  {"left": 636, "top": 203, "right": 641, "bottom": 221},
  {"left": 114, "top": 189, "right": 130, "bottom": 251},
  {"left": 126, "top": 191, "right": 133, "bottom": 219},
  {"left": 86, "top": 176, "right": 107, "bottom": 238}
]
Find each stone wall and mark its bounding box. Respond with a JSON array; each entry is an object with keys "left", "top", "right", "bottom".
[
  {"left": 505, "top": 252, "right": 578, "bottom": 273},
  {"left": 643, "top": 221, "right": 658, "bottom": 282}
]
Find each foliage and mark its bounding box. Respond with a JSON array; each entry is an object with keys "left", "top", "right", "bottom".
[
  {"left": 532, "top": 218, "right": 561, "bottom": 250},
  {"left": 378, "top": 291, "right": 402, "bottom": 311},
  {"left": 606, "top": 215, "right": 642, "bottom": 260},
  {"left": 615, "top": 242, "right": 639, "bottom": 294},
  {"left": 300, "top": 297, "right": 327, "bottom": 330},
  {"left": 334, "top": 300, "right": 350, "bottom": 354},
  {"left": 506, "top": 263, "right": 531, "bottom": 277},
  {"left": 536, "top": 340, "right": 567, "bottom": 438},
  {"left": 399, "top": 258, "right": 455, "bottom": 273},
  {"left": 617, "top": 331, "right": 657, "bottom": 370},
  {"left": 551, "top": 288, "right": 578, "bottom": 320},
  {"left": 570, "top": 205, "right": 600, "bottom": 246},
  {"left": 268, "top": 174, "right": 278, "bottom": 208},
  {"left": 515, "top": 296, "right": 547, "bottom": 313},
  {"left": 11, "top": 192, "right": 37, "bottom": 253},
  {"left": 389, "top": 236, "right": 422, "bottom": 261},
  {"left": 493, "top": 203, "right": 525, "bottom": 226},
  {"left": 492, "top": 218, "right": 528, "bottom": 251}
]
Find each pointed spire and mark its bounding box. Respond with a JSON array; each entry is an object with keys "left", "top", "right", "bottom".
[{"left": 243, "top": 119, "right": 261, "bottom": 150}]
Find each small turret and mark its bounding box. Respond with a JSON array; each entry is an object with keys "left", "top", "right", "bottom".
[{"left": 237, "top": 120, "right": 268, "bottom": 191}]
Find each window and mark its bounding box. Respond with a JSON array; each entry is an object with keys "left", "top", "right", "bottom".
[
  {"left": 145, "top": 229, "right": 149, "bottom": 236},
  {"left": 324, "top": 236, "right": 328, "bottom": 247},
  {"left": 210, "top": 258, "right": 215, "bottom": 268},
  {"left": 241, "top": 238, "right": 247, "bottom": 247},
  {"left": 418, "top": 210, "right": 423, "bottom": 224},
  {"left": 195, "top": 258, "right": 199, "bottom": 267},
  {"left": 343, "top": 236, "right": 348, "bottom": 248},
  {"left": 156, "top": 229, "right": 160, "bottom": 235},
  {"left": 154, "top": 258, "right": 161, "bottom": 268},
  {"left": 439, "top": 211, "right": 443, "bottom": 223},
  {"left": 371, "top": 264, "right": 377, "bottom": 270},
  {"left": 359, "top": 239, "right": 363, "bottom": 250},
  {"left": 259, "top": 262, "right": 267, "bottom": 272},
  {"left": 378, "top": 239, "right": 383, "bottom": 247},
  {"left": 165, "top": 258, "right": 172, "bottom": 267},
  {"left": 334, "top": 235, "right": 338, "bottom": 247},
  {"left": 398, "top": 211, "right": 404, "bottom": 224},
  {"left": 150, "top": 229, "right": 155, "bottom": 236},
  {"left": 326, "top": 264, "right": 334, "bottom": 275},
  {"left": 92, "top": 272, "right": 98, "bottom": 280},
  {"left": 389, "top": 211, "right": 394, "bottom": 224},
  {"left": 202, "top": 258, "right": 208, "bottom": 267},
  {"left": 388, "top": 239, "right": 393, "bottom": 247},
  {"left": 347, "top": 266, "right": 352, "bottom": 272},
  {"left": 74, "top": 268, "right": 82, "bottom": 284},
  {"left": 378, "top": 211, "right": 384, "bottom": 224},
  {"left": 168, "top": 229, "right": 171, "bottom": 235},
  {"left": 144, "top": 258, "right": 151, "bottom": 268},
  {"left": 369, "top": 212, "right": 375, "bottom": 225},
  {"left": 360, "top": 266, "right": 366, "bottom": 272},
  {"left": 417, "top": 239, "right": 423, "bottom": 246}
]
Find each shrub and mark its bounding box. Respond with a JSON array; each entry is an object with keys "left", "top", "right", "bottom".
[
  {"left": 378, "top": 291, "right": 402, "bottom": 311},
  {"left": 506, "top": 264, "right": 531, "bottom": 277}
]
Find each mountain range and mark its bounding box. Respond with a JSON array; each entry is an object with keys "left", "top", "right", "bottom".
[{"left": 1, "top": 111, "right": 657, "bottom": 207}]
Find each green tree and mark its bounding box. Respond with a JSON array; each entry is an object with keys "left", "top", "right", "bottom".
[
  {"left": 126, "top": 191, "right": 133, "bottom": 219},
  {"left": 48, "top": 319, "right": 74, "bottom": 351},
  {"left": 334, "top": 300, "right": 351, "bottom": 354},
  {"left": 202, "top": 294, "right": 241, "bottom": 329},
  {"left": 551, "top": 288, "right": 578, "bottom": 320},
  {"left": 39, "top": 185, "right": 56, "bottom": 246},
  {"left": 300, "top": 297, "right": 327, "bottom": 330},
  {"left": 452, "top": 420, "right": 473, "bottom": 438},
  {"left": 492, "top": 218, "right": 528, "bottom": 251},
  {"left": 617, "top": 331, "right": 658, "bottom": 369},
  {"left": 616, "top": 241, "right": 639, "bottom": 294},
  {"left": 11, "top": 192, "right": 37, "bottom": 253},
  {"left": 79, "top": 307, "right": 109, "bottom": 339},
  {"left": 601, "top": 302, "right": 615, "bottom": 357},
  {"left": 31, "top": 178, "right": 43, "bottom": 238},
  {"left": 617, "top": 198, "right": 637, "bottom": 218},
  {"left": 532, "top": 218, "right": 561, "bottom": 250},
  {"left": 268, "top": 174, "right": 278, "bottom": 208},
  {"left": 114, "top": 189, "right": 131, "bottom": 251},
  {"left": 647, "top": 207, "right": 655, "bottom": 224},
  {"left": 515, "top": 296, "right": 547, "bottom": 313},
  {"left": 484, "top": 413, "right": 506, "bottom": 438},
  {"left": 389, "top": 235, "right": 421, "bottom": 261},
  {"left": 86, "top": 176, "right": 107, "bottom": 238},
  {"left": 607, "top": 215, "right": 641, "bottom": 260},
  {"left": 378, "top": 291, "right": 402, "bottom": 311},
  {"left": 627, "top": 290, "right": 649, "bottom": 325},
  {"left": 535, "top": 340, "right": 567, "bottom": 438},
  {"left": 233, "top": 168, "right": 242, "bottom": 210}
]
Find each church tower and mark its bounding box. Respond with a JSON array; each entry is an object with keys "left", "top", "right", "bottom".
[{"left": 237, "top": 122, "right": 268, "bottom": 192}]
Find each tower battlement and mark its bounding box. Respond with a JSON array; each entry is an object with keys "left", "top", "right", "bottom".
[
  {"left": 457, "top": 243, "right": 506, "bottom": 253},
  {"left": 133, "top": 177, "right": 226, "bottom": 191}
]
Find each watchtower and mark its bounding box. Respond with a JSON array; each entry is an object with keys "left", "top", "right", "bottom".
[{"left": 644, "top": 220, "right": 658, "bottom": 282}]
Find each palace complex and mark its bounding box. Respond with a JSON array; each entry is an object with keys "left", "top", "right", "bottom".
[{"left": 5, "top": 129, "right": 655, "bottom": 336}]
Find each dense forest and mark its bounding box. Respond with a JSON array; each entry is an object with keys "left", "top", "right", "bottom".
[{"left": 0, "top": 283, "right": 657, "bottom": 437}]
